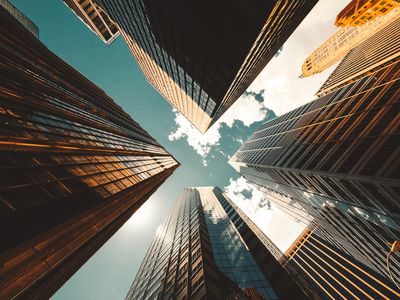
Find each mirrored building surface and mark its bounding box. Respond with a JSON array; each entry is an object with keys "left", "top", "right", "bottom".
[
  {"left": 126, "top": 187, "right": 312, "bottom": 300},
  {"left": 0, "top": 4, "right": 179, "bottom": 298}
]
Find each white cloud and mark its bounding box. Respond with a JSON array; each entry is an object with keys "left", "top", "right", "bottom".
[
  {"left": 224, "top": 177, "right": 307, "bottom": 252},
  {"left": 168, "top": 91, "right": 269, "bottom": 164},
  {"left": 218, "top": 91, "right": 268, "bottom": 127},
  {"left": 168, "top": 109, "right": 221, "bottom": 165}
]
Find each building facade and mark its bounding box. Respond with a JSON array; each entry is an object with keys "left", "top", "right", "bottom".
[
  {"left": 335, "top": 0, "right": 400, "bottom": 27},
  {"left": 65, "top": 0, "right": 317, "bottom": 133},
  {"left": 283, "top": 223, "right": 400, "bottom": 299},
  {"left": 317, "top": 13, "right": 400, "bottom": 96},
  {"left": 126, "top": 187, "right": 311, "bottom": 300},
  {"left": 301, "top": 4, "right": 399, "bottom": 77},
  {"left": 230, "top": 21, "right": 400, "bottom": 284},
  {"left": 0, "top": 5, "right": 179, "bottom": 299},
  {"left": 63, "top": 0, "right": 119, "bottom": 44}
]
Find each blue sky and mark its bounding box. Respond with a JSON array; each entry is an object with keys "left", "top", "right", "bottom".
[{"left": 11, "top": 1, "right": 348, "bottom": 299}]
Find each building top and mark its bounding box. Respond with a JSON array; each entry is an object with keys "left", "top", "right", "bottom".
[
  {"left": 317, "top": 12, "right": 400, "bottom": 96},
  {"left": 0, "top": 0, "right": 39, "bottom": 38},
  {"left": 301, "top": 6, "right": 400, "bottom": 77},
  {"left": 63, "top": 0, "right": 119, "bottom": 45},
  {"left": 336, "top": 0, "right": 399, "bottom": 27}
]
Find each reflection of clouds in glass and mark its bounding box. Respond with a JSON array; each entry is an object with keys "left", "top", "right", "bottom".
[
  {"left": 197, "top": 188, "right": 274, "bottom": 298},
  {"left": 224, "top": 177, "right": 307, "bottom": 252}
]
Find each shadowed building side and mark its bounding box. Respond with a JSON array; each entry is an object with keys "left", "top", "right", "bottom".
[
  {"left": 0, "top": 5, "right": 179, "bottom": 299},
  {"left": 66, "top": 0, "right": 317, "bottom": 133}
]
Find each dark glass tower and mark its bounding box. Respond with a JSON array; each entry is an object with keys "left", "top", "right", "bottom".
[
  {"left": 66, "top": 0, "right": 318, "bottom": 132},
  {"left": 126, "top": 187, "right": 312, "bottom": 300},
  {"left": 0, "top": 4, "right": 179, "bottom": 299},
  {"left": 230, "top": 16, "right": 400, "bottom": 284},
  {"left": 282, "top": 223, "right": 400, "bottom": 299}
]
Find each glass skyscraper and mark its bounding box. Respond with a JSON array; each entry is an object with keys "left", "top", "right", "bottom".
[
  {"left": 65, "top": 0, "right": 318, "bottom": 133},
  {"left": 230, "top": 15, "right": 400, "bottom": 284},
  {"left": 283, "top": 222, "right": 400, "bottom": 299},
  {"left": 126, "top": 187, "right": 311, "bottom": 300},
  {"left": 0, "top": 4, "right": 178, "bottom": 298}
]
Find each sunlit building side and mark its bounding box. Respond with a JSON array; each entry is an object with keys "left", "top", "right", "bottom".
[
  {"left": 230, "top": 16, "right": 400, "bottom": 284},
  {"left": 126, "top": 187, "right": 312, "bottom": 300},
  {"left": 317, "top": 13, "right": 400, "bottom": 96},
  {"left": 63, "top": 0, "right": 119, "bottom": 44},
  {"left": 282, "top": 223, "right": 400, "bottom": 299},
  {"left": 301, "top": 4, "right": 399, "bottom": 77},
  {"left": 66, "top": 0, "right": 318, "bottom": 133},
  {"left": 0, "top": 5, "right": 179, "bottom": 299},
  {"left": 336, "top": 0, "right": 400, "bottom": 27}
]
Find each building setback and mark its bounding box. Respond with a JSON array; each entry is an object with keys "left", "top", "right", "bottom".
[
  {"left": 0, "top": 4, "right": 179, "bottom": 299},
  {"left": 230, "top": 16, "right": 400, "bottom": 284},
  {"left": 126, "top": 187, "right": 312, "bottom": 300},
  {"left": 65, "top": 0, "right": 318, "bottom": 133},
  {"left": 282, "top": 223, "right": 400, "bottom": 299}
]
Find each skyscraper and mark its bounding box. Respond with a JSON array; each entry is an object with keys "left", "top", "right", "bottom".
[
  {"left": 230, "top": 15, "right": 400, "bottom": 284},
  {"left": 282, "top": 223, "right": 400, "bottom": 299},
  {"left": 335, "top": 0, "right": 399, "bottom": 27},
  {"left": 126, "top": 187, "right": 312, "bottom": 300},
  {"left": 0, "top": 4, "right": 179, "bottom": 298},
  {"left": 63, "top": 0, "right": 119, "bottom": 44},
  {"left": 317, "top": 11, "right": 400, "bottom": 96},
  {"left": 65, "top": 0, "right": 318, "bottom": 133},
  {"left": 301, "top": 2, "right": 399, "bottom": 77}
]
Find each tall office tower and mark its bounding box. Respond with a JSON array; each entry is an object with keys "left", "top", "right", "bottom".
[
  {"left": 126, "top": 187, "right": 313, "bottom": 300},
  {"left": 317, "top": 11, "right": 400, "bottom": 96},
  {"left": 301, "top": 2, "right": 399, "bottom": 77},
  {"left": 63, "top": 0, "right": 119, "bottom": 44},
  {"left": 282, "top": 223, "right": 400, "bottom": 299},
  {"left": 336, "top": 0, "right": 400, "bottom": 27},
  {"left": 0, "top": 4, "right": 179, "bottom": 299},
  {"left": 65, "top": 0, "right": 318, "bottom": 133},
  {"left": 230, "top": 14, "right": 400, "bottom": 284}
]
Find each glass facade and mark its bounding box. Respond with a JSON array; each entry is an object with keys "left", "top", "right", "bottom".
[
  {"left": 0, "top": 6, "right": 179, "bottom": 299},
  {"left": 230, "top": 17, "right": 400, "bottom": 285},
  {"left": 126, "top": 187, "right": 310, "bottom": 300},
  {"left": 63, "top": 0, "right": 120, "bottom": 44},
  {"left": 283, "top": 223, "right": 400, "bottom": 299},
  {"left": 317, "top": 13, "right": 400, "bottom": 96},
  {"left": 70, "top": 0, "right": 318, "bottom": 132},
  {"left": 301, "top": 5, "right": 399, "bottom": 77},
  {"left": 0, "top": 0, "right": 38, "bottom": 37},
  {"left": 198, "top": 188, "right": 276, "bottom": 299}
]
